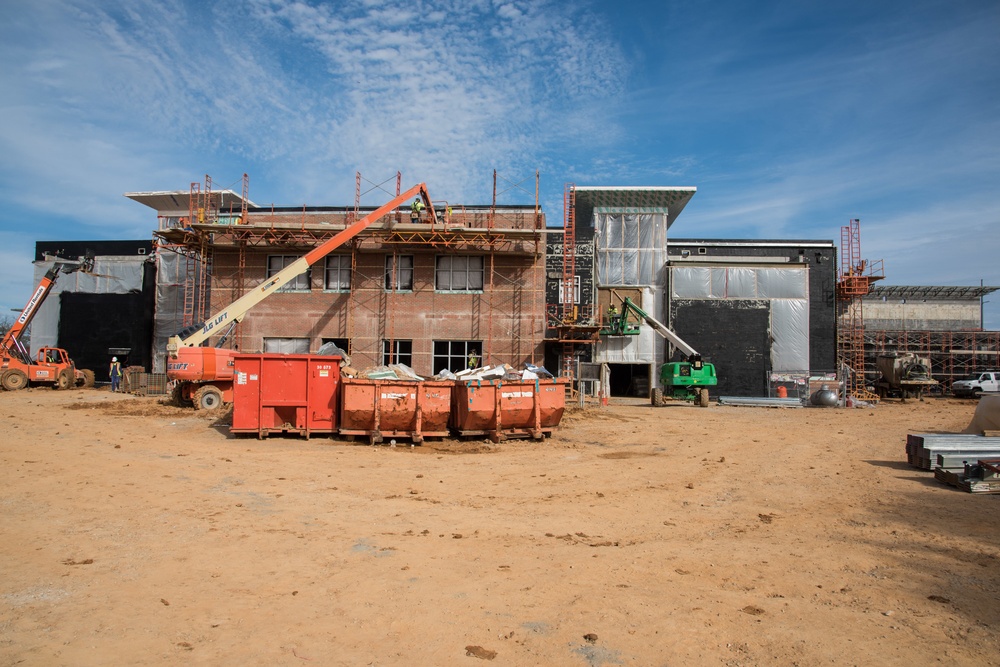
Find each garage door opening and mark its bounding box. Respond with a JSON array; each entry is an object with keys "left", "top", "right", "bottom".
[{"left": 607, "top": 363, "right": 651, "bottom": 398}]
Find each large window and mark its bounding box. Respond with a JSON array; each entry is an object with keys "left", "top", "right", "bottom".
[
  {"left": 324, "top": 255, "right": 351, "bottom": 291},
  {"left": 383, "top": 339, "right": 412, "bottom": 366},
  {"left": 267, "top": 255, "right": 310, "bottom": 292},
  {"left": 385, "top": 255, "right": 414, "bottom": 291},
  {"left": 433, "top": 340, "right": 482, "bottom": 374},
  {"left": 436, "top": 255, "right": 484, "bottom": 291},
  {"left": 263, "top": 337, "right": 310, "bottom": 354}
]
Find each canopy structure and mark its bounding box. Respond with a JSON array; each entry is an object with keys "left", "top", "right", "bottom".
[
  {"left": 869, "top": 286, "right": 999, "bottom": 301},
  {"left": 125, "top": 189, "right": 255, "bottom": 214},
  {"left": 573, "top": 186, "right": 696, "bottom": 226}
]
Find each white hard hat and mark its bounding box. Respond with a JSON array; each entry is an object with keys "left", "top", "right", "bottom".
[{"left": 112, "top": 357, "right": 117, "bottom": 361}]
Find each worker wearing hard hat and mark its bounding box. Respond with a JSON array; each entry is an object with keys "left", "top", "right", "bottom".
[
  {"left": 410, "top": 197, "right": 424, "bottom": 223},
  {"left": 109, "top": 357, "right": 122, "bottom": 393}
]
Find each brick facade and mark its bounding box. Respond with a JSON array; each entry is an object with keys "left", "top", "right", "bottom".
[{"left": 204, "top": 227, "right": 547, "bottom": 378}]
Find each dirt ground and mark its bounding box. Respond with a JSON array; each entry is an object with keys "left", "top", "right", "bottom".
[{"left": 1, "top": 387, "right": 999, "bottom": 667}]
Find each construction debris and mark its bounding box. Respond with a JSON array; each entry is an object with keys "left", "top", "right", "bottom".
[
  {"left": 934, "top": 458, "right": 1000, "bottom": 494},
  {"left": 351, "top": 362, "right": 557, "bottom": 384}
]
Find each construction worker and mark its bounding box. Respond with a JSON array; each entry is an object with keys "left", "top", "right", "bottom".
[
  {"left": 410, "top": 197, "right": 424, "bottom": 223},
  {"left": 109, "top": 357, "right": 122, "bottom": 393},
  {"left": 607, "top": 303, "right": 619, "bottom": 328},
  {"left": 468, "top": 350, "right": 479, "bottom": 370}
]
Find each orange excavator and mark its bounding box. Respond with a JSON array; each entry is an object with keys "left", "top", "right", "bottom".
[
  {"left": 1, "top": 257, "right": 96, "bottom": 391},
  {"left": 166, "top": 183, "right": 437, "bottom": 409}
]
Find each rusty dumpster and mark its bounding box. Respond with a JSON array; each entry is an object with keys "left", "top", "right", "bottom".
[
  {"left": 451, "top": 378, "right": 570, "bottom": 442},
  {"left": 339, "top": 378, "right": 453, "bottom": 444},
  {"left": 231, "top": 354, "right": 341, "bottom": 439}
]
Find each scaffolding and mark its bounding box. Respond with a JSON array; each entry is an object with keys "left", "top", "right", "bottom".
[
  {"left": 836, "top": 219, "right": 883, "bottom": 400},
  {"left": 153, "top": 171, "right": 547, "bottom": 371},
  {"left": 865, "top": 330, "right": 1000, "bottom": 390},
  {"left": 547, "top": 183, "right": 601, "bottom": 381}
]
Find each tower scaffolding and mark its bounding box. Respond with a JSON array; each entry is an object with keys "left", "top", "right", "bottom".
[{"left": 836, "top": 219, "right": 883, "bottom": 401}]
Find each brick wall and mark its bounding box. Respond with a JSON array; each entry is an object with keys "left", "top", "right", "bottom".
[{"left": 207, "top": 247, "right": 545, "bottom": 377}]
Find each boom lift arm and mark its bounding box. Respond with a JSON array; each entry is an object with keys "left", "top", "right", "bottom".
[
  {"left": 2, "top": 256, "right": 94, "bottom": 364},
  {"left": 2, "top": 266, "right": 62, "bottom": 364},
  {"left": 167, "top": 182, "right": 437, "bottom": 357},
  {"left": 603, "top": 296, "right": 702, "bottom": 364}
]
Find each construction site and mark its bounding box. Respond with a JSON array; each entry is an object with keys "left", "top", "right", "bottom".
[{"left": 2, "top": 172, "right": 1000, "bottom": 665}]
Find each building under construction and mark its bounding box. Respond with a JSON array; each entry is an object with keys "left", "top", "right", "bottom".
[
  {"left": 127, "top": 173, "right": 548, "bottom": 376},
  {"left": 25, "top": 174, "right": 997, "bottom": 399},
  {"left": 861, "top": 285, "right": 1000, "bottom": 391},
  {"left": 545, "top": 185, "right": 839, "bottom": 397}
]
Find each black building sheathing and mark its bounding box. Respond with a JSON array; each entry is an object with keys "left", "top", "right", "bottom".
[
  {"left": 35, "top": 240, "right": 152, "bottom": 262},
  {"left": 671, "top": 300, "right": 772, "bottom": 396},
  {"left": 669, "top": 240, "right": 838, "bottom": 378},
  {"left": 57, "top": 292, "right": 153, "bottom": 374},
  {"left": 33, "top": 240, "right": 156, "bottom": 373}
]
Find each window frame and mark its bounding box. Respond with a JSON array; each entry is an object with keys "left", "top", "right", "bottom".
[
  {"left": 323, "top": 255, "right": 352, "bottom": 291},
  {"left": 384, "top": 254, "right": 414, "bottom": 291},
  {"left": 435, "top": 255, "right": 485, "bottom": 292},
  {"left": 558, "top": 275, "right": 581, "bottom": 304},
  {"left": 263, "top": 337, "right": 311, "bottom": 354},
  {"left": 432, "top": 340, "right": 482, "bottom": 375},
  {"left": 267, "top": 255, "right": 311, "bottom": 292},
  {"left": 383, "top": 339, "right": 413, "bottom": 366}
]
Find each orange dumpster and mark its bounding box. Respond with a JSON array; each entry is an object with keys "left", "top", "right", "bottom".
[
  {"left": 339, "top": 378, "right": 453, "bottom": 444},
  {"left": 451, "top": 378, "right": 570, "bottom": 442},
  {"left": 231, "top": 353, "right": 341, "bottom": 439}
]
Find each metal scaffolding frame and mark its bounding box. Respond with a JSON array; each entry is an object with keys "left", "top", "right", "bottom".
[
  {"left": 153, "top": 171, "right": 546, "bottom": 370},
  {"left": 865, "top": 329, "right": 1000, "bottom": 390},
  {"left": 835, "top": 219, "right": 883, "bottom": 400}
]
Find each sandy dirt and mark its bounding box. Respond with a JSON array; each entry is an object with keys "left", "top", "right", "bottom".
[{"left": 1, "top": 387, "right": 998, "bottom": 666}]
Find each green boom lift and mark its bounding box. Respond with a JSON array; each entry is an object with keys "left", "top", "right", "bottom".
[{"left": 600, "top": 297, "right": 717, "bottom": 407}]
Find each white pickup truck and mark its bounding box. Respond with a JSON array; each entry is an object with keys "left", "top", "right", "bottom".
[{"left": 951, "top": 371, "right": 1000, "bottom": 398}]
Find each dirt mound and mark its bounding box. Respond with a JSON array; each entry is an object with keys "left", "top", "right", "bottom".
[{"left": 65, "top": 398, "right": 228, "bottom": 422}]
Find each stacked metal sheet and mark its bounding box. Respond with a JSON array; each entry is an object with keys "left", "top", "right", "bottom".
[
  {"left": 934, "top": 464, "right": 1000, "bottom": 494},
  {"left": 717, "top": 396, "right": 804, "bottom": 408},
  {"left": 905, "top": 433, "right": 1000, "bottom": 471}
]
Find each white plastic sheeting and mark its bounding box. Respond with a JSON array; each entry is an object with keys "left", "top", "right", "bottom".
[
  {"left": 30, "top": 257, "right": 146, "bottom": 355},
  {"left": 670, "top": 265, "right": 810, "bottom": 373},
  {"left": 770, "top": 299, "right": 810, "bottom": 372},
  {"left": 594, "top": 286, "right": 665, "bottom": 382},
  {"left": 671, "top": 266, "right": 807, "bottom": 300},
  {"left": 263, "top": 338, "right": 310, "bottom": 354},
  {"left": 595, "top": 213, "right": 667, "bottom": 286}
]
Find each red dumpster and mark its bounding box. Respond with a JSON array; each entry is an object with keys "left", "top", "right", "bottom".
[
  {"left": 231, "top": 354, "right": 341, "bottom": 439},
  {"left": 339, "top": 378, "right": 453, "bottom": 444},
  {"left": 451, "top": 378, "right": 570, "bottom": 442}
]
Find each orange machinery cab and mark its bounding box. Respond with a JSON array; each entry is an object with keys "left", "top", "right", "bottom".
[
  {"left": 167, "top": 346, "right": 237, "bottom": 383},
  {"left": 167, "top": 346, "right": 238, "bottom": 402}
]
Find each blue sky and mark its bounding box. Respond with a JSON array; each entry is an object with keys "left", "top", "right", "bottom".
[{"left": 1, "top": 0, "right": 998, "bottom": 327}]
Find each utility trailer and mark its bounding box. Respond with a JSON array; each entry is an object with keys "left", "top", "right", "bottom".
[{"left": 874, "top": 353, "right": 938, "bottom": 402}]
